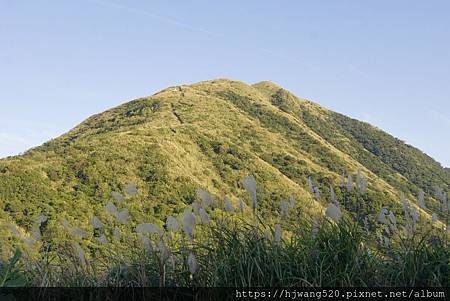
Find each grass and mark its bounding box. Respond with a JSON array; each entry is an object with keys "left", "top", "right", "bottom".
[
  {"left": 1, "top": 182, "right": 448, "bottom": 288},
  {"left": 0, "top": 79, "right": 449, "bottom": 289},
  {"left": 1, "top": 79, "right": 449, "bottom": 245}
]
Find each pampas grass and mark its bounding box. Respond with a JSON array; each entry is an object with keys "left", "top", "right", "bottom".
[{"left": 1, "top": 177, "right": 449, "bottom": 288}]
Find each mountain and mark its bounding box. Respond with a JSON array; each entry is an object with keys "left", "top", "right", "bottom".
[{"left": 0, "top": 79, "right": 449, "bottom": 253}]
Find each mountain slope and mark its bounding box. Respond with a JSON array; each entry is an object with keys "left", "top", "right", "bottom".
[
  {"left": 0, "top": 79, "right": 448, "bottom": 254},
  {"left": 252, "top": 81, "right": 449, "bottom": 213}
]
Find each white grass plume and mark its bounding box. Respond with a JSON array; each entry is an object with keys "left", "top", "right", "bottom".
[
  {"left": 288, "top": 194, "right": 296, "bottom": 208},
  {"left": 139, "top": 234, "right": 153, "bottom": 253},
  {"left": 274, "top": 224, "right": 282, "bottom": 243},
  {"left": 280, "top": 200, "right": 290, "bottom": 217},
  {"left": 8, "top": 224, "right": 20, "bottom": 237},
  {"left": 329, "top": 186, "right": 337, "bottom": 204},
  {"left": 60, "top": 219, "right": 72, "bottom": 230},
  {"left": 238, "top": 198, "right": 245, "bottom": 214},
  {"left": 243, "top": 175, "right": 257, "bottom": 210},
  {"left": 432, "top": 213, "right": 438, "bottom": 223},
  {"left": 311, "top": 219, "right": 319, "bottom": 238},
  {"left": 340, "top": 173, "right": 346, "bottom": 188},
  {"left": 191, "top": 202, "right": 201, "bottom": 215},
  {"left": 105, "top": 202, "right": 118, "bottom": 217},
  {"left": 96, "top": 234, "right": 109, "bottom": 245},
  {"left": 124, "top": 183, "right": 138, "bottom": 197},
  {"left": 182, "top": 209, "right": 196, "bottom": 240},
  {"left": 70, "top": 227, "right": 88, "bottom": 239},
  {"left": 377, "top": 208, "right": 389, "bottom": 224},
  {"left": 136, "top": 223, "right": 163, "bottom": 235},
  {"left": 307, "top": 176, "right": 314, "bottom": 193},
  {"left": 418, "top": 190, "right": 426, "bottom": 209},
  {"left": 224, "top": 196, "right": 234, "bottom": 213},
  {"left": 325, "top": 203, "right": 342, "bottom": 223},
  {"left": 196, "top": 188, "right": 213, "bottom": 208},
  {"left": 347, "top": 174, "right": 353, "bottom": 192},
  {"left": 199, "top": 208, "right": 210, "bottom": 224},
  {"left": 113, "top": 227, "right": 121, "bottom": 240},
  {"left": 313, "top": 187, "right": 321, "bottom": 201},
  {"left": 356, "top": 169, "right": 367, "bottom": 194},
  {"left": 166, "top": 216, "right": 180, "bottom": 232},
  {"left": 156, "top": 240, "right": 170, "bottom": 262},
  {"left": 187, "top": 253, "right": 198, "bottom": 275},
  {"left": 72, "top": 242, "right": 87, "bottom": 267},
  {"left": 111, "top": 191, "right": 125, "bottom": 202},
  {"left": 36, "top": 213, "right": 47, "bottom": 225},
  {"left": 117, "top": 208, "right": 129, "bottom": 224},
  {"left": 90, "top": 216, "right": 103, "bottom": 229},
  {"left": 31, "top": 226, "right": 42, "bottom": 241}
]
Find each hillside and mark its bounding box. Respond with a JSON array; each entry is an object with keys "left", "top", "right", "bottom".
[{"left": 0, "top": 79, "right": 449, "bottom": 255}]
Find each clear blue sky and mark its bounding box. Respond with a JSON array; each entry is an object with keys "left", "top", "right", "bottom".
[{"left": 1, "top": 0, "right": 449, "bottom": 166}]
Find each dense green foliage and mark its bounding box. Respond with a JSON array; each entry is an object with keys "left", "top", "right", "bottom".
[{"left": 282, "top": 99, "right": 450, "bottom": 215}]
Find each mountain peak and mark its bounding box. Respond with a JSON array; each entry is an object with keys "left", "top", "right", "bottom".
[
  {"left": 0, "top": 79, "right": 449, "bottom": 255},
  {"left": 252, "top": 80, "right": 285, "bottom": 93},
  {"left": 253, "top": 80, "right": 283, "bottom": 89}
]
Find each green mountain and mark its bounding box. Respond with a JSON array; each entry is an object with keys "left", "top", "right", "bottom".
[{"left": 0, "top": 79, "right": 449, "bottom": 253}]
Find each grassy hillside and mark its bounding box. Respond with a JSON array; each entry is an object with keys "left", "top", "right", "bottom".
[{"left": 0, "top": 79, "right": 448, "bottom": 262}]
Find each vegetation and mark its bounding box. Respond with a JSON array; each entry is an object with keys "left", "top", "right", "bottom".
[
  {"left": 0, "top": 79, "right": 449, "bottom": 287},
  {"left": 0, "top": 175, "right": 448, "bottom": 287}
]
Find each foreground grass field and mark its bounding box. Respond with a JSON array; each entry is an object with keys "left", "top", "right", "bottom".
[{"left": 1, "top": 176, "right": 449, "bottom": 288}]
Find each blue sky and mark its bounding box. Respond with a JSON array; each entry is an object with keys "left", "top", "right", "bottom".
[{"left": 1, "top": 0, "right": 449, "bottom": 166}]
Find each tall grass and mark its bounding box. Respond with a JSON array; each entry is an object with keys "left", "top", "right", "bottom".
[{"left": 1, "top": 177, "right": 449, "bottom": 288}]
